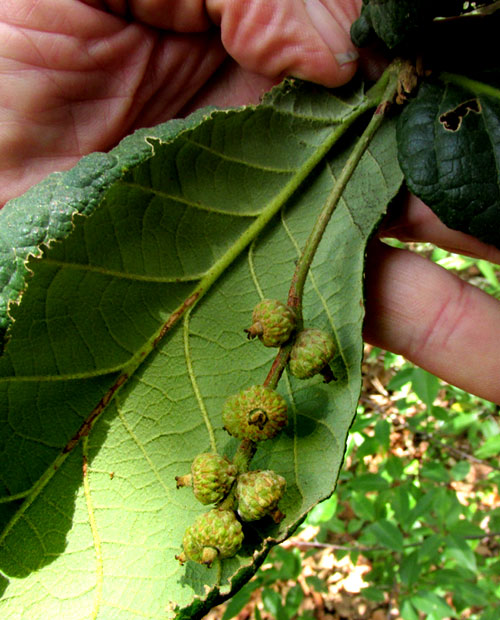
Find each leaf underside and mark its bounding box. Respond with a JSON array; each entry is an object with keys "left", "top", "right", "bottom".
[
  {"left": 0, "top": 79, "right": 402, "bottom": 619},
  {"left": 397, "top": 73, "right": 500, "bottom": 249}
]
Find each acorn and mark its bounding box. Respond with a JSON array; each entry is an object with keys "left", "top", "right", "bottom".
[
  {"left": 236, "top": 470, "right": 286, "bottom": 522},
  {"left": 288, "top": 328, "right": 336, "bottom": 379},
  {"left": 175, "top": 453, "right": 237, "bottom": 505},
  {"left": 176, "top": 509, "right": 244, "bottom": 566},
  {"left": 222, "top": 385, "right": 288, "bottom": 442},
  {"left": 245, "top": 299, "right": 296, "bottom": 347}
]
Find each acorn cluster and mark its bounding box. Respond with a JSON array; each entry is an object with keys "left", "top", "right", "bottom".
[
  {"left": 175, "top": 381, "right": 287, "bottom": 566},
  {"left": 247, "top": 298, "right": 336, "bottom": 381},
  {"left": 176, "top": 449, "right": 287, "bottom": 566},
  {"left": 176, "top": 299, "right": 336, "bottom": 567}
]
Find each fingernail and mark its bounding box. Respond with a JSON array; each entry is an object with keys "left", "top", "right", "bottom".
[
  {"left": 304, "top": 0, "right": 359, "bottom": 64},
  {"left": 335, "top": 51, "right": 360, "bottom": 66}
]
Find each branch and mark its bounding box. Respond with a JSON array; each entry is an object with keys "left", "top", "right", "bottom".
[
  {"left": 263, "top": 62, "right": 404, "bottom": 390},
  {"left": 282, "top": 531, "right": 500, "bottom": 553}
]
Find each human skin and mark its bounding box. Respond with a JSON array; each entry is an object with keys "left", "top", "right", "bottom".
[{"left": 1, "top": 0, "right": 500, "bottom": 403}]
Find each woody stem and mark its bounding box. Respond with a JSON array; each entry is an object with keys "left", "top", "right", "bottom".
[{"left": 263, "top": 62, "right": 402, "bottom": 391}]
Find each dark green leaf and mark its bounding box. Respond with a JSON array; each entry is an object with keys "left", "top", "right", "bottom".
[
  {"left": 420, "top": 462, "right": 451, "bottom": 483},
  {"left": 400, "top": 598, "right": 420, "bottom": 620},
  {"left": 305, "top": 575, "right": 327, "bottom": 593},
  {"left": 407, "top": 488, "right": 437, "bottom": 527},
  {"left": 391, "top": 485, "right": 411, "bottom": 526},
  {"left": 488, "top": 507, "right": 500, "bottom": 531},
  {"left": 399, "top": 550, "right": 421, "bottom": 587},
  {"left": 432, "top": 567, "right": 475, "bottom": 586},
  {"left": 222, "top": 583, "right": 254, "bottom": 620},
  {"left": 306, "top": 494, "right": 338, "bottom": 524},
  {"left": 284, "top": 584, "right": 303, "bottom": 616},
  {"left": 385, "top": 455, "right": 405, "bottom": 481},
  {"left": 410, "top": 590, "right": 457, "bottom": 619},
  {"left": 447, "top": 520, "right": 485, "bottom": 538},
  {"left": 410, "top": 368, "right": 440, "bottom": 410},
  {"left": 350, "top": 0, "right": 434, "bottom": 49},
  {"left": 365, "top": 519, "right": 404, "bottom": 552},
  {"left": 271, "top": 547, "right": 302, "bottom": 581},
  {"left": 444, "top": 535, "right": 477, "bottom": 572},
  {"left": 349, "top": 473, "right": 390, "bottom": 492},
  {"left": 440, "top": 412, "right": 478, "bottom": 435},
  {"left": 374, "top": 419, "right": 391, "bottom": 451},
  {"left": 350, "top": 412, "right": 375, "bottom": 432},
  {"left": 262, "top": 588, "right": 282, "bottom": 618},
  {"left": 387, "top": 366, "right": 414, "bottom": 391},
  {"left": 418, "top": 534, "right": 444, "bottom": 563},
  {"left": 351, "top": 493, "right": 377, "bottom": 522},
  {"left": 347, "top": 518, "right": 363, "bottom": 534},
  {"left": 450, "top": 461, "right": 470, "bottom": 481},
  {"left": 356, "top": 436, "right": 380, "bottom": 458},
  {"left": 480, "top": 608, "right": 500, "bottom": 620},
  {"left": 475, "top": 434, "right": 500, "bottom": 458},
  {"left": 453, "top": 581, "right": 490, "bottom": 609},
  {"left": 397, "top": 72, "right": 500, "bottom": 248},
  {"left": 360, "top": 586, "right": 386, "bottom": 603}
]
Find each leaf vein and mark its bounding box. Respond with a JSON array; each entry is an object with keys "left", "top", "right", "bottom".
[
  {"left": 119, "top": 181, "right": 261, "bottom": 217},
  {"left": 183, "top": 312, "right": 217, "bottom": 453},
  {"left": 117, "top": 403, "right": 174, "bottom": 502},
  {"left": 247, "top": 239, "right": 265, "bottom": 300},
  {"left": 181, "top": 135, "right": 299, "bottom": 173},
  {"left": 41, "top": 257, "right": 203, "bottom": 283},
  {"left": 82, "top": 437, "right": 104, "bottom": 620}
]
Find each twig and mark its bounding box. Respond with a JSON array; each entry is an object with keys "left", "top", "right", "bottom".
[
  {"left": 263, "top": 62, "right": 402, "bottom": 390},
  {"left": 282, "top": 530, "right": 500, "bottom": 553},
  {"left": 413, "top": 428, "right": 500, "bottom": 473}
]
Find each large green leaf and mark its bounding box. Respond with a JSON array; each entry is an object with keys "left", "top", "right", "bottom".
[
  {"left": 0, "top": 110, "right": 217, "bottom": 335},
  {"left": 0, "top": 79, "right": 402, "bottom": 618}
]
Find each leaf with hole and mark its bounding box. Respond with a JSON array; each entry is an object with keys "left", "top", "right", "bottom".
[{"left": 397, "top": 71, "right": 500, "bottom": 248}]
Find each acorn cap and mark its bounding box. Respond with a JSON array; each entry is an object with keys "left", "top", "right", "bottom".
[
  {"left": 245, "top": 299, "right": 296, "bottom": 347},
  {"left": 289, "top": 328, "right": 336, "bottom": 379},
  {"left": 236, "top": 470, "right": 286, "bottom": 522},
  {"left": 190, "top": 453, "right": 237, "bottom": 505},
  {"left": 222, "top": 385, "right": 288, "bottom": 442},
  {"left": 179, "top": 509, "right": 244, "bottom": 566}
]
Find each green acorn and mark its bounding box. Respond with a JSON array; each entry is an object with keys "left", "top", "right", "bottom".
[
  {"left": 176, "top": 509, "right": 244, "bottom": 566},
  {"left": 236, "top": 470, "right": 286, "bottom": 522},
  {"left": 288, "top": 328, "right": 336, "bottom": 379},
  {"left": 175, "top": 453, "right": 237, "bottom": 505},
  {"left": 222, "top": 385, "right": 288, "bottom": 442},
  {"left": 245, "top": 299, "right": 296, "bottom": 347}
]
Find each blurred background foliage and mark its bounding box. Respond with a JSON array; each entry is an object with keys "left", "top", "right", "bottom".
[{"left": 205, "top": 242, "right": 500, "bottom": 620}]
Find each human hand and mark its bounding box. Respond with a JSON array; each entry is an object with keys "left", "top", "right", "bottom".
[
  {"left": 0, "top": 0, "right": 360, "bottom": 206},
  {"left": 364, "top": 196, "right": 500, "bottom": 405},
  {"left": 2, "top": 1, "right": 500, "bottom": 404}
]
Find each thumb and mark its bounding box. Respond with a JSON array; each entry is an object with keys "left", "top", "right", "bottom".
[{"left": 206, "top": 0, "right": 360, "bottom": 87}]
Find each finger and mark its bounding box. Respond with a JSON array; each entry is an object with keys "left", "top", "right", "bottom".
[
  {"left": 80, "top": 0, "right": 212, "bottom": 31},
  {"left": 363, "top": 240, "right": 500, "bottom": 405},
  {"left": 206, "top": 0, "right": 360, "bottom": 87},
  {"left": 381, "top": 194, "right": 500, "bottom": 265},
  {"left": 0, "top": 1, "right": 226, "bottom": 205},
  {"left": 86, "top": 0, "right": 362, "bottom": 87},
  {"left": 180, "top": 59, "right": 279, "bottom": 114}
]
